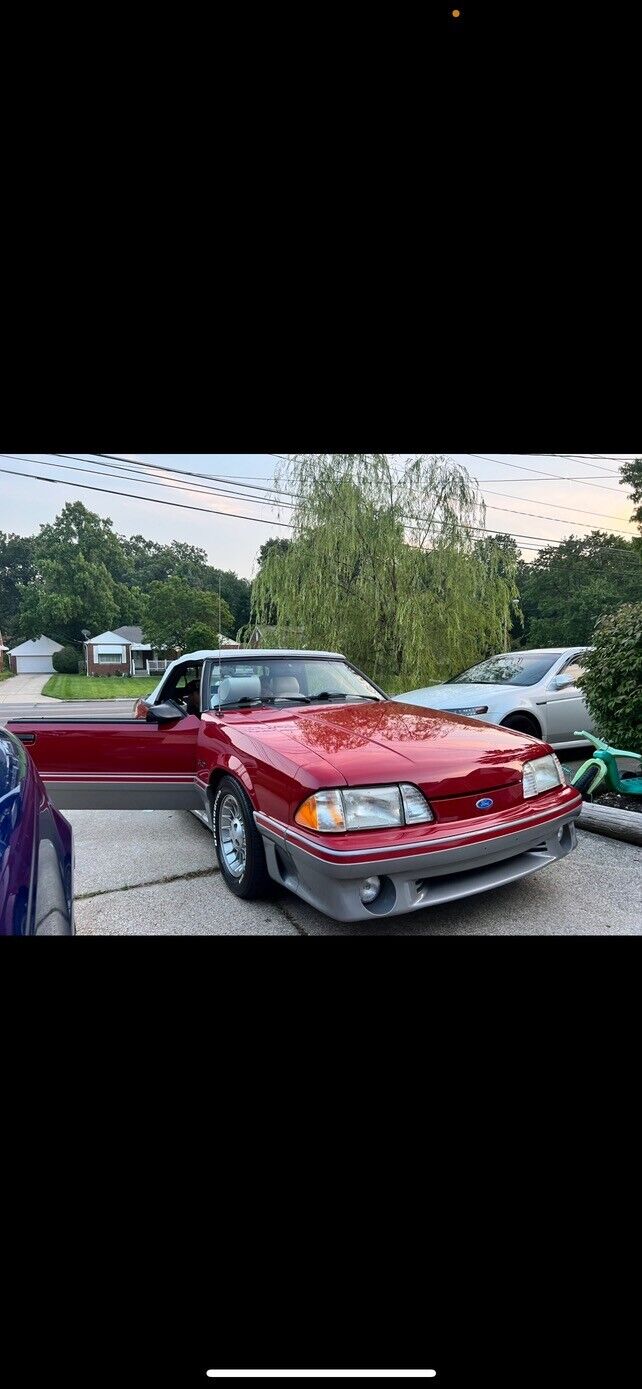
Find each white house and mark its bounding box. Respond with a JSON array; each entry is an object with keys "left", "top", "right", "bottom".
[
  {"left": 9, "top": 635, "right": 64, "bottom": 674},
  {"left": 84, "top": 626, "right": 172, "bottom": 676}
]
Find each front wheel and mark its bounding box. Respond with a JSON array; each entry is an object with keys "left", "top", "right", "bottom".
[
  {"left": 572, "top": 765, "right": 603, "bottom": 801},
  {"left": 213, "top": 776, "right": 272, "bottom": 899}
]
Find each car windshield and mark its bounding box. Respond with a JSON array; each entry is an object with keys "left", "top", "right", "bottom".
[
  {"left": 447, "top": 654, "right": 560, "bottom": 687},
  {"left": 207, "top": 657, "right": 384, "bottom": 709}
]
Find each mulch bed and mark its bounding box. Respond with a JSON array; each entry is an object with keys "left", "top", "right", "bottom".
[{"left": 595, "top": 790, "right": 642, "bottom": 814}]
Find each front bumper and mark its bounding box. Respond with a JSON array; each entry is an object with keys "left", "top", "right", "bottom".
[{"left": 255, "top": 797, "right": 582, "bottom": 923}]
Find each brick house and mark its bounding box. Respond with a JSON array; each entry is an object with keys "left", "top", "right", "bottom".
[
  {"left": 84, "top": 630, "right": 132, "bottom": 676},
  {"left": 84, "top": 626, "right": 173, "bottom": 677}
]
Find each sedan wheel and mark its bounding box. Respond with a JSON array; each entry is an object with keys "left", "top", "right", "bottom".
[{"left": 500, "top": 713, "right": 541, "bottom": 737}]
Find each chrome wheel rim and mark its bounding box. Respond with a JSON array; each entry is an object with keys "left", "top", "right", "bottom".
[{"left": 219, "top": 793, "right": 247, "bottom": 879}]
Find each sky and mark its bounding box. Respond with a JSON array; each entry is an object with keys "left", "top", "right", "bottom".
[{"left": 0, "top": 452, "right": 638, "bottom": 579}]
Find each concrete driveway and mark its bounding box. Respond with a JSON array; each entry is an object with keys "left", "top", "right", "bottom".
[
  {"left": 70, "top": 809, "right": 641, "bottom": 936},
  {"left": 0, "top": 673, "right": 60, "bottom": 702}
]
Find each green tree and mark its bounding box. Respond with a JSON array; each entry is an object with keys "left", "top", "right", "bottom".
[
  {"left": 184, "top": 621, "right": 221, "bottom": 651},
  {"left": 473, "top": 533, "right": 523, "bottom": 647},
  {"left": 118, "top": 536, "right": 210, "bottom": 590},
  {"left": 118, "top": 536, "right": 251, "bottom": 630},
  {"left": 34, "top": 502, "right": 126, "bottom": 573},
  {"left": 579, "top": 602, "right": 642, "bottom": 748},
  {"left": 621, "top": 457, "right": 642, "bottom": 533},
  {"left": 251, "top": 454, "right": 518, "bottom": 688},
  {"left": 0, "top": 532, "right": 36, "bottom": 644},
  {"left": 142, "top": 578, "right": 234, "bottom": 651},
  {"left": 199, "top": 568, "right": 252, "bottom": 629},
  {"left": 17, "top": 502, "right": 127, "bottom": 646},
  {"left": 516, "top": 533, "right": 642, "bottom": 648},
  {"left": 252, "top": 539, "right": 292, "bottom": 625},
  {"left": 257, "top": 538, "right": 292, "bottom": 570}
]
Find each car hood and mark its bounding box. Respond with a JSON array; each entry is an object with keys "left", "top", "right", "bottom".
[
  {"left": 215, "top": 699, "right": 543, "bottom": 798},
  {"left": 394, "top": 682, "right": 517, "bottom": 709}
]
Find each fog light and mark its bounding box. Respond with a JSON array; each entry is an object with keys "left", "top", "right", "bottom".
[{"left": 360, "top": 876, "right": 381, "bottom": 905}]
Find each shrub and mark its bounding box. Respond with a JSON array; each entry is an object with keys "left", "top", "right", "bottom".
[
  {"left": 578, "top": 602, "right": 642, "bottom": 751},
  {"left": 52, "top": 646, "right": 81, "bottom": 675}
]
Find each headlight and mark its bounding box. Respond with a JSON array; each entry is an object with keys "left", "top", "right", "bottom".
[
  {"left": 295, "top": 783, "right": 434, "bottom": 832},
  {"left": 522, "top": 753, "right": 565, "bottom": 798},
  {"left": 446, "top": 705, "right": 489, "bottom": 716}
]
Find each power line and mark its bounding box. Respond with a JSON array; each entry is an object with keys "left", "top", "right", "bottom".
[
  {"left": 94, "top": 453, "right": 295, "bottom": 498},
  {"left": 478, "top": 474, "right": 632, "bottom": 483},
  {"left": 463, "top": 454, "right": 625, "bottom": 493},
  {"left": 480, "top": 487, "right": 630, "bottom": 525},
  {"left": 0, "top": 463, "right": 293, "bottom": 528},
  {"left": 479, "top": 498, "right": 634, "bottom": 536},
  {"left": 3, "top": 456, "right": 640, "bottom": 568},
  {"left": 530, "top": 453, "right": 625, "bottom": 476},
  {"left": 268, "top": 451, "right": 630, "bottom": 489},
  {"left": 94, "top": 450, "right": 632, "bottom": 514},
  {"left": 536, "top": 453, "right": 639, "bottom": 464},
  {"left": 2, "top": 453, "right": 292, "bottom": 512},
  {"left": 265, "top": 453, "right": 636, "bottom": 532},
  {"left": 83, "top": 454, "right": 638, "bottom": 534},
  {"left": 1, "top": 458, "right": 563, "bottom": 549},
  {"left": 7, "top": 460, "right": 642, "bottom": 565}
]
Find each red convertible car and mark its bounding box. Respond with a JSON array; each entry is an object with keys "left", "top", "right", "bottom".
[{"left": 7, "top": 649, "right": 583, "bottom": 923}]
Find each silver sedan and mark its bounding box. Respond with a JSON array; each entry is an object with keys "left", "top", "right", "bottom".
[{"left": 394, "top": 647, "right": 595, "bottom": 750}]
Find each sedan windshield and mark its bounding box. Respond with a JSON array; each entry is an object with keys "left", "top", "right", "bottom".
[
  {"left": 448, "top": 654, "right": 560, "bottom": 687},
  {"left": 207, "top": 657, "right": 384, "bottom": 710}
]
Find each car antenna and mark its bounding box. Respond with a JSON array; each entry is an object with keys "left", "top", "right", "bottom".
[{"left": 218, "top": 575, "right": 222, "bottom": 713}]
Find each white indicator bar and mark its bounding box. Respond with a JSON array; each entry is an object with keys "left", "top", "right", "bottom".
[{"left": 206, "top": 1374, "right": 437, "bottom": 1381}]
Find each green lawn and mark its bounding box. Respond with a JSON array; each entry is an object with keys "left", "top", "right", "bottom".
[
  {"left": 0, "top": 669, "right": 15, "bottom": 683},
  {"left": 42, "top": 674, "right": 158, "bottom": 700}
]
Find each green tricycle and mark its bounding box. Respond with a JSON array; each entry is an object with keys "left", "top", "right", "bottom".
[{"left": 567, "top": 731, "right": 642, "bottom": 801}]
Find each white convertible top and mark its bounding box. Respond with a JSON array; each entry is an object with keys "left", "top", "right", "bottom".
[{"left": 180, "top": 649, "right": 345, "bottom": 663}]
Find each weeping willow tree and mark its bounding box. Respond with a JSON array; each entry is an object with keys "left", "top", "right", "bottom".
[{"left": 251, "top": 455, "right": 519, "bottom": 690}]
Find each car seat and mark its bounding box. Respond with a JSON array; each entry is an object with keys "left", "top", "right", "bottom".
[{"left": 272, "top": 675, "right": 301, "bottom": 697}]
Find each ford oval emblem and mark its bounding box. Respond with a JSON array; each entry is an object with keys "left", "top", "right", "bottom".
[{"left": 476, "top": 797, "right": 494, "bottom": 810}]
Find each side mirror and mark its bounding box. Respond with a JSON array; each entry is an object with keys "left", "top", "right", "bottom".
[
  {"left": 147, "top": 700, "right": 187, "bottom": 723},
  {"left": 553, "top": 674, "right": 574, "bottom": 691}
]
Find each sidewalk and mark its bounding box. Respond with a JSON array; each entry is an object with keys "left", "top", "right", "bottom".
[{"left": 0, "top": 673, "right": 61, "bottom": 703}]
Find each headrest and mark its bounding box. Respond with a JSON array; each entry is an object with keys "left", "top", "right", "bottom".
[
  {"left": 273, "top": 675, "right": 300, "bottom": 695},
  {"left": 217, "top": 674, "right": 262, "bottom": 707}
]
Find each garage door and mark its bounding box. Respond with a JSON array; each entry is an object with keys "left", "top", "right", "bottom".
[{"left": 15, "top": 656, "right": 54, "bottom": 673}]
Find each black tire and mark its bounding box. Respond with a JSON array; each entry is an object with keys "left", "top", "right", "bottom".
[
  {"left": 500, "top": 713, "right": 541, "bottom": 738},
  {"left": 212, "top": 775, "right": 272, "bottom": 899},
  {"left": 572, "top": 766, "right": 601, "bottom": 801}
]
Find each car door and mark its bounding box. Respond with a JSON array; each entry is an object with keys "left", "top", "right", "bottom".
[
  {"left": 543, "top": 654, "right": 595, "bottom": 745},
  {"left": 6, "top": 708, "right": 203, "bottom": 811}
]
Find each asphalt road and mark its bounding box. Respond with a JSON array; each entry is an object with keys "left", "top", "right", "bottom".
[
  {"left": 0, "top": 701, "right": 134, "bottom": 723},
  {"left": 70, "top": 808, "right": 641, "bottom": 936}
]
